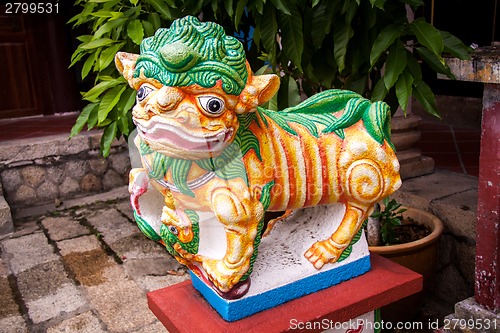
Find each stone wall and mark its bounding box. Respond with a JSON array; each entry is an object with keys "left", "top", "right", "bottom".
[{"left": 0, "top": 131, "right": 131, "bottom": 211}]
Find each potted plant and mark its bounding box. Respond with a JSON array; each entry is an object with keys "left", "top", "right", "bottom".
[
  {"left": 67, "top": 0, "right": 470, "bottom": 156},
  {"left": 367, "top": 197, "right": 444, "bottom": 321}
]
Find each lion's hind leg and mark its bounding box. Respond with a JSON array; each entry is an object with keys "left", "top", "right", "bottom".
[{"left": 304, "top": 203, "right": 370, "bottom": 269}]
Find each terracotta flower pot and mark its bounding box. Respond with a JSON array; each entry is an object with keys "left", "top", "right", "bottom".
[{"left": 369, "top": 206, "right": 444, "bottom": 322}]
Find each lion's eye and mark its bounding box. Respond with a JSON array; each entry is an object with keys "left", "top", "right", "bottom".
[
  {"left": 137, "top": 85, "right": 154, "bottom": 102},
  {"left": 198, "top": 96, "right": 225, "bottom": 116},
  {"left": 168, "top": 226, "right": 178, "bottom": 235}
]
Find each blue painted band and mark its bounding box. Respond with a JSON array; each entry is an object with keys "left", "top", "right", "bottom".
[{"left": 190, "top": 254, "right": 371, "bottom": 322}]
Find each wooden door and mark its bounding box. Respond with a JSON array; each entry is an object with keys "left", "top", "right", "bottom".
[
  {"left": 0, "top": 8, "right": 47, "bottom": 119},
  {"left": 0, "top": 4, "right": 81, "bottom": 121}
]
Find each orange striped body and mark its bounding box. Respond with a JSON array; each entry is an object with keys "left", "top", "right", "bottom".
[{"left": 244, "top": 111, "right": 401, "bottom": 212}]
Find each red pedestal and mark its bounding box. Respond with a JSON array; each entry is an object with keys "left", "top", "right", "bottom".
[
  {"left": 148, "top": 255, "right": 422, "bottom": 333},
  {"left": 475, "top": 83, "right": 500, "bottom": 311}
]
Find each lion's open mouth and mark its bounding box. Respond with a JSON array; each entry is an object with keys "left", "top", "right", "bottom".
[{"left": 136, "top": 120, "right": 233, "bottom": 152}]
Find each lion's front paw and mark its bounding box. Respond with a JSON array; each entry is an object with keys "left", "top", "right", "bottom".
[
  {"left": 304, "top": 240, "right": 344, "bottom": 269},
  {"left": 201, "top": 259, "right": 244, "bottom": 293}
]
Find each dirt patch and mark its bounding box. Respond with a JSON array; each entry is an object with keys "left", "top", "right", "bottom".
[
  {"left": 63, "top": 249, "right": 113, "bottom": 287},
  {"left": 0, "top": 277, "right": 19, "bottom": 318},
  {"left": 388, "top": 219, "right": 432, "bottom": 245}
]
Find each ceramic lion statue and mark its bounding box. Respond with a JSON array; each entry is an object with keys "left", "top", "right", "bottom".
[{"left": 115, "top": 16, "right": 401, "bottom": 298}]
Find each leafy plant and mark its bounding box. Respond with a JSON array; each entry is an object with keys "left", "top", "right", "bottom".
[
  {"left": 68, "top": 0, "right": 471, "bottom": 156},
  {"left": 370, "top": 197, "right": 407, "bottom": 245}
]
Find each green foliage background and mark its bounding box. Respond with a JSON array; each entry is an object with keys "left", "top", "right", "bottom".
[{"left": 68, "top": 0, "right": 470, "bottom": 156}]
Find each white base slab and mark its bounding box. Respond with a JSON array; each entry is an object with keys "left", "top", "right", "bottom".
[{"left": 191, "top": 205, "right": 371, "bottom": 321}]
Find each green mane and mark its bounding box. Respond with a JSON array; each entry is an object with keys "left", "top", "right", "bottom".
[
  {"left": 255, "top": 89, "right": 394, "bottom": 149},
  {"left": 134, "top": 16, "right": 248, "bottom": 95}
]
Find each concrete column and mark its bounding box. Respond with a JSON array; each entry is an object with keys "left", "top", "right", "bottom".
[
  {"left": 475, "top": 83, "right": 500, "bottom": 310},
  {"left": 443, "top": 44, "right": 500, "bottom": 328}
]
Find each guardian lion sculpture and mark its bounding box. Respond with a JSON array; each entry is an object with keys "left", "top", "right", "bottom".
[{"left": 115, "top": 16, "right": 401, "bottom": 298}]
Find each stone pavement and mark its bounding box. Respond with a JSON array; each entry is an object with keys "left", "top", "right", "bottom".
[
  {"left": 0, "top": 188, "right": 188, "bottom": 333},
  {"left": 0, "top": 169, "right": 479, "bottom": 332}
]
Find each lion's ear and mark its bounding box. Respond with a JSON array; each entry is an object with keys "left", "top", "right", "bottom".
[
  {"left": 235, "top": 63, "right": 280, "bottom": 114},
  {"left": 250, "top": 73, "right": 280, "bottom": 105},
  {"left": 115, "top": 52, "right": 139, "bottom": 86}
]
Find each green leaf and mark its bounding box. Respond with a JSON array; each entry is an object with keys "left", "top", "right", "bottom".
[
  {"left": 311, "top": 2, "right": 339, "bottom": 50},
  {"left": 127, "top": 19, "right": 144, "bottom": 45},
  {"left": 311, "top": 3, "right": 329, "bottom": 49},
  {"left": 255, "top": 64, "right": 270, "bottom": 75},
  {"left": 270, "top": 0, "right": 291, "bottom": 15},
  {"left": 416, "top": 47, "right": 455, "bottom": 79},
  {"left": 100, "top": 122, "right": 117, "bottom": 157},
  {"left": 87, "top": 102, "right": 100, "bottom": 130},
  {"left": 120, "top": 89, "right": 137, "bottom": 117},
  {"left": 287, "top": 76, "right": 301, "bottom": 107},
  {"left": 384, "top": 40, "right": 407, "bottom": 89},
  {"left": 93, "top": 18, "right": 127, "bottom": 40},
  {"left": 278, "top": 5, "right": 303, "bottom": 71},
  {"left": 70, "top": 2, "right": 97, "bottom": 26},
  {"left": 110, "top": 12, "right": 124, "bottom": 20},
  {"left": 268, "top": 93, "right": 278, "bottom": 111},
  {"left": 413, "top": 81, "right": 440, "bottom": 118},
  {"left": 93, "top": 17, "right": 106, "bottom": 32},
  {"left": 259, "top": 5, "right": 278, "bottom": 66},
  {"left": 82, "top": 52, "right": 98, "bottom": 80},
  {"left": 224, "top": 0, "right": 234, "bottom": 17},
  {"left": 350, "top": 75, "right": 367, "bottom": 95},
  {"left": 68, "top": 13, "right": 82, "bottom": 25},
  {"left": 142, "top": 20, "right": 154, "bottom": 37},
  {"left": 343, "top": 0, "right": 358, "bottom": 25},
  {"left": 147, "top": 0, "right": 172, "bottom": 20},
  {"left": 83, "top": 78, "right": 124, "bottom": 102},
  {"left": 69, "top": 50, "right": 87, "bottom": 68},
  {"left": 405, "top": 50, "right": 422, "bottom": 81},
  {"left": 76, "top": 35, "right": 93, "bottom": 43},
  {"left": 395, "top": 70, "right": 413, "bottom": 113},
  {"left": 210, "top": 0, "right": 218, "bottom": 14},
  {"left": 370, "top": 0, "right": 386, "bottom": 9},
  {"left": 333, "top": 22, "right": 354, "bottom": 73},
  {"left": 254, "top": 0, "right": 264, "bottom": 14},
  {"left": 91, "top": 11, "right": 114, "bottom": 18},
  {"left": 103, "top": 0, "right": 121, "bottom": 12},
  {"left": 440, "top": 31, "right": 471, "bottom": 60},
  {"left": 98, "top": 84, "right": 127, "bottom": 124},
  {"left": 130, "top": 0, "right": 139, "bottom": 5},
  {"left": 371, "top": 78, "right": 387, "bottom": 101},
  {"left": 234, "top": 0, "right": 248, "bottom": 28},
  {"left": 124, "top": 7, "right": 140, "bottom": 19},
  {"left": 117, "top": 115, "right": 129, "bottom": 135},
  {"left": 149, "top": 13, "right": 161, "bottom": 31},
  {"left": 164, "top": 0, "right": 177, "bottom": 8},
  {"left": 410, "top": 18, "right": 444, "bottom": 55},
  {"left": 370, "top": 24, "right": 405, "bottom": 67},
  {"left": 97, "top": 75, "right": 117, "bottom": 82},
  {"left": 80, "top": 38, "right": 115, "bottom": 50},
  {"left": 99, "top": 42, "right": 125, "bottom": 70},
  {"left": 70, "top": 103, "right": 97, "bottom": 138}
]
